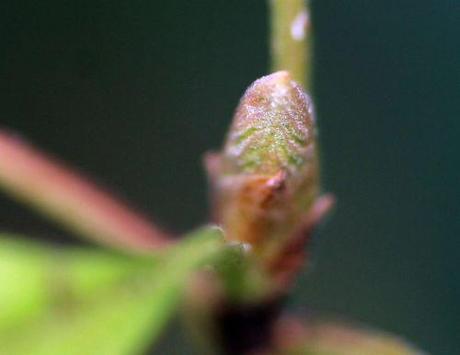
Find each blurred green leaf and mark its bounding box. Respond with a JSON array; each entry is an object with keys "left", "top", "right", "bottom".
[{"left": 0, "top": 226, "right": 224, "bottom": 355}]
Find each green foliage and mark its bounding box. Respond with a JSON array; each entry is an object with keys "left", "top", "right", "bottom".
[{"left": 0, "top": 227, "right": 224, "bottom": 355}]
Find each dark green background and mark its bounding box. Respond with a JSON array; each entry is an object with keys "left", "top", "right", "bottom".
[{"left": 0, "top": 1, "right": 458, "bottom": 354}]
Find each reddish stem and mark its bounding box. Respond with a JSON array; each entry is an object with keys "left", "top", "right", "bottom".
[{"left": 0, "top": 130, "right": 174, "bottom": 252}]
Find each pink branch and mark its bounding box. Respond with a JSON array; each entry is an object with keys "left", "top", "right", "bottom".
[{"left": 0, "top": 130, "right": 174, "bottom": 252}]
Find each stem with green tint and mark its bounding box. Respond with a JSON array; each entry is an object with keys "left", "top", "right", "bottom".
[{"left": 270, "top": 0, "right": 311, "bottom": 90}]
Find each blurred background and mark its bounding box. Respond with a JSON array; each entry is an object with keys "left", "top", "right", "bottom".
[{"left": 0, "top": 1, "right": 458, "bottom": 354}]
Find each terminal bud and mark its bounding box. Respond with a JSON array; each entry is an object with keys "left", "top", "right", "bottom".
[{"left": 207, "top": 71, "right": 319, "bottom": 262}]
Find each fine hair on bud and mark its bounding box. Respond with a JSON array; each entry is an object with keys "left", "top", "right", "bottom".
[{"left": 209, "top": 71, "right": 319, "bottom": 263}]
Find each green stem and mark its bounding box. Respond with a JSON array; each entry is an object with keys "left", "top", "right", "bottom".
[{"left": 270, "top": 0, "right": 311, "bottom": 90}]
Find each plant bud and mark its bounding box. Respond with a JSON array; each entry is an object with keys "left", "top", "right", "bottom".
[{"left": 209, "top": 71, "right": 319, "bottom": 262}]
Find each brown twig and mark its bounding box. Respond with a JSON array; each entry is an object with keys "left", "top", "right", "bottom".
[{"left": 0, "top": 130, "right": 174, "bottom": 252}]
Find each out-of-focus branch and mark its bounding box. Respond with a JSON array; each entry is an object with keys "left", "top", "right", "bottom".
[
  {"left": 270, "top": 0, "right": 311, "bottom": 89},
  {"left": 0, "top": 131, "right": 174, "bottom": 252},
  {"left": 273, "top": 317, "right": 423, "bottom": 354}
]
